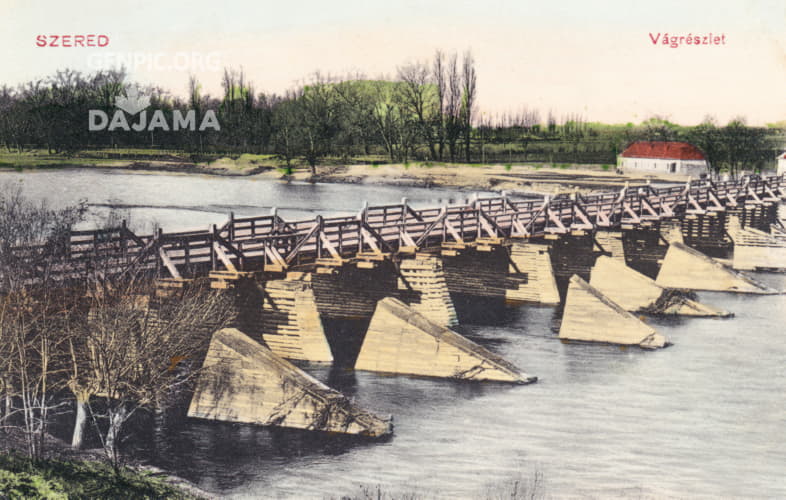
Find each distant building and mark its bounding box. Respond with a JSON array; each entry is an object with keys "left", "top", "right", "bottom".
[
  {"left": 618, "top": 141, "right": 708, "bottom": 177},
  {"left": 777, "top": 152, "right": 786, "bottom": 175}
]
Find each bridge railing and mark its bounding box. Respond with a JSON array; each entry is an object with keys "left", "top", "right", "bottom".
[{"left": 5, "top": 173, "right": 785, "bottom": 285}]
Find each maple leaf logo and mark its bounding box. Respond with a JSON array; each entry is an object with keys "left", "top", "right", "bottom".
[{"left": 115, "top": 87, "right": 151, "bottom": 115}]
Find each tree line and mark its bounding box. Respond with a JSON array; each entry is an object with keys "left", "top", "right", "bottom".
[{"left": 0, "top": 51, "right": 782, "bottom": 175}]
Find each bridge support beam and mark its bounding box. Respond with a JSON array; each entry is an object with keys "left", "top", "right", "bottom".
[
  {"left": 258, "top": 276, "right": 334, "bottom": 362},
  {"left": 398, "top": 256, "right": 458, "bottom": 327},
  {"left": 188, "top": 328, "right": 392, "bottom": 436},
  {"left": 506, "top": 241, "right": 560, "bottom": 305},
  {"left": 590, "top": 256, "right": 730, "bottom": 317},
  {"left": 559, "top": 275, "right": 669, "bottom": 349},
  {"left": 355, "top": 298, "right": 535, "bottom": 383},
  {"left": 656, "top": 242, "right": 777, "bottom": 294}
]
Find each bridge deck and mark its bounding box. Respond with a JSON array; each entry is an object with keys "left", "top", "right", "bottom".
[{"left": 8, "top": 174, "right": 785, "bottom": 285}]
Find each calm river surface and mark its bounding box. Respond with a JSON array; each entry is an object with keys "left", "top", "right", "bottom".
[{"left": 3, "top": 169, "right": 785, "bottom": 499}]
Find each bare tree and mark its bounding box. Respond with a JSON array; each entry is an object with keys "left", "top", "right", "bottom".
[
  {"left": 397, "top": 61, "right": 438, "bottom": 160},
  {"left": 444, "top": 53, "right": 462, "bottom": 161},
  {"left": 433, "top": 51, "right": 447, "bottom": 160},
  {"left": 0, "top": 183, "right": 86, "bottom": 457},
  {"left": 461, "top": 51, "right": 477, "bottom": 162},
  {"left": 296, "top": 72, "right": 341, "bottom": 174},
  {"left": 67, "top": 278, "right": 232, "bottom": 466}
]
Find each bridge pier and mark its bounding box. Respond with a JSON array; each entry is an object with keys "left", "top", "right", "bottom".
[
  {"left": 590, "top": 256, "right": 730, "bottom": 317},
  {"left": 188, "top": 328, "right": 392, "bottom": 436},
  {"left": 545, "top": 231, "right": 596, "bottom": 299},
  {"left": 656, "top": 241, "right": 776, "bottom": 293},
  {"left": 727, "top": 215, "right": 786, "bottom": 271},
  {"left": 256, "top": 275, "right": 334, "bottom": 363},
  {"left": 619, "top": 225, "right": 669, "bottom": 279},
  {"left": 681, "top": 211, "right": 732, "bottom": 259},
  {"left": 440, "top": 245, "right": 521, "bottom": 323},
  {"left": 311, "top": 262, "right": 399, "bottom": 320},
  {"left": 355, "top": 298, "right": 535, "bottom": 383},
  {"left": 559, "top": 275, "right": 669, "bottom": 349},
  {"left": 594, "top": 230, "right": 625, "bottom": 263},
  {"left": 398, "top": 255, "right": 459, "bottom": 327},
  {"left": 506, "top": 240, "right": 560, "bottom": 305}
]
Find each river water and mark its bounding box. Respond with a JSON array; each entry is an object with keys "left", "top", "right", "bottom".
[{"left": 2, "top": 169, "right": 784, "bottom": 499}]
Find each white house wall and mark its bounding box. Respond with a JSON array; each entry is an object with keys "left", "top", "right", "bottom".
[{"left": 619, "top": 157, "right": 708, "bottom": 177}]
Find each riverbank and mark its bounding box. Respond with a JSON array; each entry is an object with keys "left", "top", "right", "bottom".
[
  {"left": 0, "top": 149, "right": 694, "bottom": 195},
  {"left": 0, "top": 429, "right": 216, "bottom": 499}
]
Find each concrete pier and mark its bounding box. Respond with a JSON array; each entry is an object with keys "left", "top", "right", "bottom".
[
  {"left": 559, "top": 275, "right": 669, "bottom": 349},
  {"left": 188, "top": 328, "right": 393, "bottom": 436},
  {"left": 656, "top": 242, "right": 777, "bottom": 294},
  {"left": 506, "top": 241, "right": 560, "bottom": 305},
  {"left": 590, "top": 256, "right": 730, "bottom": 317},
  {"left": 355, "top": 298, "right": 535, "bottom": 383}
]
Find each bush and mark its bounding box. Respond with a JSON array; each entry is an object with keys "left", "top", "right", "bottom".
[
  {"left": 0, "top": 454, "right": 200, "bottom": 499},
  {"left": 0, "top": 470, "right": 68, "bottom": 499}
]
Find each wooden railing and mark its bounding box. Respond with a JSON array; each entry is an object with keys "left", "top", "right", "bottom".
[{"left": 6, "top": 174, "right": 785, "bottom": 286}]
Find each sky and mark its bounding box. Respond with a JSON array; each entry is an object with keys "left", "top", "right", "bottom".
[{"left": 1, "top": 0, "right": 784, "bottom": 125}]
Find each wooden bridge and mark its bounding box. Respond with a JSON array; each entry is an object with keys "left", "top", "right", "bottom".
[{"left": 10, "top": 174, "right": 786, "bottom": 289}]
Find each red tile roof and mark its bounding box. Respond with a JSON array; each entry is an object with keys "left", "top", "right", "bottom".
[{"left": 621, "top": 141, "right": 705, "bottom": 160}]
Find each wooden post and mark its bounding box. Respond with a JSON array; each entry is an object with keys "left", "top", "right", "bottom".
[
  {"left": 183, "top": 237, "right": 190, "bottom": 274},
  {"left": 400, "top": 197, "right": 408, "bottom": 248},
  {"left": 229, "top": 211, "right": 235, "bottom": 241},
  {"left": 210, "top": 225, "right": 218, "bottom": 271},
  {"left": 120, "top": 220, "right": 128, "bottom": 262},
  {"left": 156, "top": 228, "right": 163, "bottom": 278},
  {"left": 358, "top": 201, "right": 368, "bottom": 253},
  {"left": 316, "top": 215, "right": 323, "bottom": 259},
  {"left": 441, "top": 205, "right": 448, "bottom": 243}
]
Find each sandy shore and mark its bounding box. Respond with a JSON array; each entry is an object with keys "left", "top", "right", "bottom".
[
  {"left": 293, "top": 163, "right": 691, "bottom": 194},
  {"left": 2, "top": 155, "right": 695, "bottom": 194}
]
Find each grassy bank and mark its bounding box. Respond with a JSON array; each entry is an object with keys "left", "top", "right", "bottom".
[{"left": 0, "top": 453, "right": 206, "bottom": 499}]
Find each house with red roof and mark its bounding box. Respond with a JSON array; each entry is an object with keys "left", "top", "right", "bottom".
[
  {"left": 777, "top": 152, "right": 786, "bottom": 175},
  {"left": 618, "top": 141, "right": 708, "bottom": 177}
]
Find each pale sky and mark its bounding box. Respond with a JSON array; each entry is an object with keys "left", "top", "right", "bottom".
[{"left": 1, "top": 0, "right": 784, "bottom": 125}]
